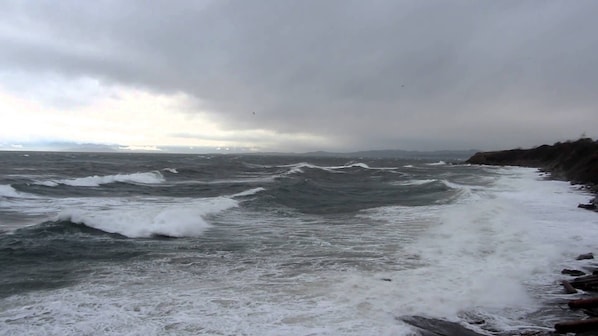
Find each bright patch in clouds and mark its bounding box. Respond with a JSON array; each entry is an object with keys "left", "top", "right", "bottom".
[{"left": 0, "top": 78, "right": 326, "bottom": 151}]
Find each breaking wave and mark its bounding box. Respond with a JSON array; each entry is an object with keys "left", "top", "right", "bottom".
[
  {"left": 231, "top": 187, "right": 266, "bottom": 198},
  {"left": 281, "top": 161, "right": 398, "bottom": 175},
  {"left": 57, "top": 196, "right": 238, "bottom": 238},
  {"left": 36, "top": 171, "right": 166, "bottom": 187},
  {"left": 0, "top": 184, "right": 37, "bottom": 198}
]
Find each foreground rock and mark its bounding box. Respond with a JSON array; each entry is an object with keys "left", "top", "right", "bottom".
[
  {"left": 553, "top": 252, "right": 598, "bottom": 334},
  {"left": 400, "top": 316, "right": 553, "bottom": 336},
  {"left": 568, "top": 274, "right": 598, "bottom": 292},
  {"left": 399, "top": 253, "right": 598, "bottom": 335},
  {"left": 562, "top": 269, "right": 586, "bottom": 276},
  {"left": 400, "top": 316, "right": 485, "bottom": 336}
]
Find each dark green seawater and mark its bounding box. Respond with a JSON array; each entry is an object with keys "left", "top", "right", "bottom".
[{"left": 0, "top": 152, "right": 596, "bottom": 335}]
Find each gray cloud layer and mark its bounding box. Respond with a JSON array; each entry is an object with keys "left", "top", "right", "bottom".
[{"left": 1, "top": 0, "right": 597, "bottom": 150}]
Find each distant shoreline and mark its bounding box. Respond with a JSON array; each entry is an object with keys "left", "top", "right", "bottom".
[{"left": 466, "top": 138, "right": 598, "bottom": 210}]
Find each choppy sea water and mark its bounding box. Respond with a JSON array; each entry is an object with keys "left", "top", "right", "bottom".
[{"left": 1, "top": 151, "right": 597, "bottom": 336}]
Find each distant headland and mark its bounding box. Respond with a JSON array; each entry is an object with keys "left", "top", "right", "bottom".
[{"left": 466, "top": 138, "right": 598, "bottom": 210}]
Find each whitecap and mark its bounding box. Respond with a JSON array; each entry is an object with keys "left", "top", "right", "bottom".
[
  {"left": 232, "top": 187, "right": 266, "bottom": 197},
  {"left": 0, "top": 184, "right": 38, "bottom": 198},
  {"left": 58, "top": 197, "right": 237, "bottom": 238},
  {"left": 426, "top": 161, "right": 446, "bottom": 166},
  {"left": 37, "top": 171, "right": 166, "bottom": 187}
]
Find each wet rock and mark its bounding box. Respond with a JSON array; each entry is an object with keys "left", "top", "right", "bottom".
[
  {"left": 577, "top": 253, "right": 595, "bottom": 260},
  {"left": 501, "top": 331, "right": 554, "bottom": 336},
  {"left": 568, "top": 297, "right": 598, "bottom": 310},
  {"left": 399, "top": 316, "right": 555, "bottom": 336},
  {"left": 562, "top": 280, "right": 578, "bottom": 294},
  {"left": 554, "top": 317, "right": 598, "bottom": 334},
  {"left": 580, "top": 266, "right": 598, "bottom": 275},
  {"left": 569, "top": 275, "right": 598, "bottom": 291},
  {"left": 562, "top": 269, "right": 587, "bottom": 276},
  {"left": 579, "top": 203, "right": 597, "bottom": 210},
  {"left": 399, "top": 316, "right": 486, "bottom": 336}
]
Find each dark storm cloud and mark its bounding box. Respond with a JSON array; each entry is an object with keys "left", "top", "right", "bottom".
[{"left": 1, "top": 0, "right": 597, "bottom": 150}]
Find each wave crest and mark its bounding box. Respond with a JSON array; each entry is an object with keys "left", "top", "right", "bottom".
[
  {"left": 57, "top": 197, "right": 237, "bottom": 238},
  {"left": 281, "top": 162, "right": 398, "bottom": 176},
  {"left": 0, "top": 184, "right": 37, "bottom": 198},
  {"left": 37, "top": 171, "right": 165, "bottom": 187},
  {"left": 232, "top": 187, "right": 266, "bottom": 197}
]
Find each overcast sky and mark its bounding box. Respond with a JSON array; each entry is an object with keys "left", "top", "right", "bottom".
[{"left": 1, "top": 0, "right": 597, "bottom": 152}]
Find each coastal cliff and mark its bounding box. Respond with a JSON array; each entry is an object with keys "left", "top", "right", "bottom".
[{"left": 466, "top": 138, "right": 598, "bottom": 187}]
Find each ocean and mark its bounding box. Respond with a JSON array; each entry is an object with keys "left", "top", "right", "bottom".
[{"left": 1, "top": 151, "right": 597, "bottom": 335}]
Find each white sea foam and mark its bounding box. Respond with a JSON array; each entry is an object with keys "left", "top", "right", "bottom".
[
  {"left": 37, "top": 171, "right": 166, "bottom": 187},
  {"left": 232, "top": 187, "right": 266, "bottom": 197},
  {"left": 342, "top": 167, "right": 598, "bottom": 328},
  {"left": 0, "top": 264, "right": 416, "bottom": 336},
  {"left": 58, "top": 197, "right": 237, "bottom": 238},
  {"left": 162, "top": 168, "right": 178, "bottom": 174},
  {"left": 426, "top": 160, "right": 447, "bottom": 166}
]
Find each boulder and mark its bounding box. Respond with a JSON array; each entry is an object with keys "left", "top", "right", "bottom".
[
  {"left": 400, "top": 316, "right": 554, "bottom": 336},
  {"left": 399, "top": 316, "right": 485, "bottom": 336},
  {"left": 577, "top": 253, "right": 595, "bottom": 260},
  {"left": 562, "top": 269, "right": 586, "bottom": 276},
  {"left": 578, "top": 203, "right": 597, "bottom": 210}
]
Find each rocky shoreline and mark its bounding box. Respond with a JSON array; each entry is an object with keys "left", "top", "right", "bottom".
[
  {"left": 466, "top": 138, "right": 598, "bottom": 211},
  {"left": 400, "top": 252, "right": 598, "bottom": 336},
  {"left": 416, "top": 139, "right": 598, "bottom": 335}
]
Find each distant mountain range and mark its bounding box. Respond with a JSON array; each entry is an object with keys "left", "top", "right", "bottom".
[{"left": 0, "top": 141, "right": 478, "bottom": 160}]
